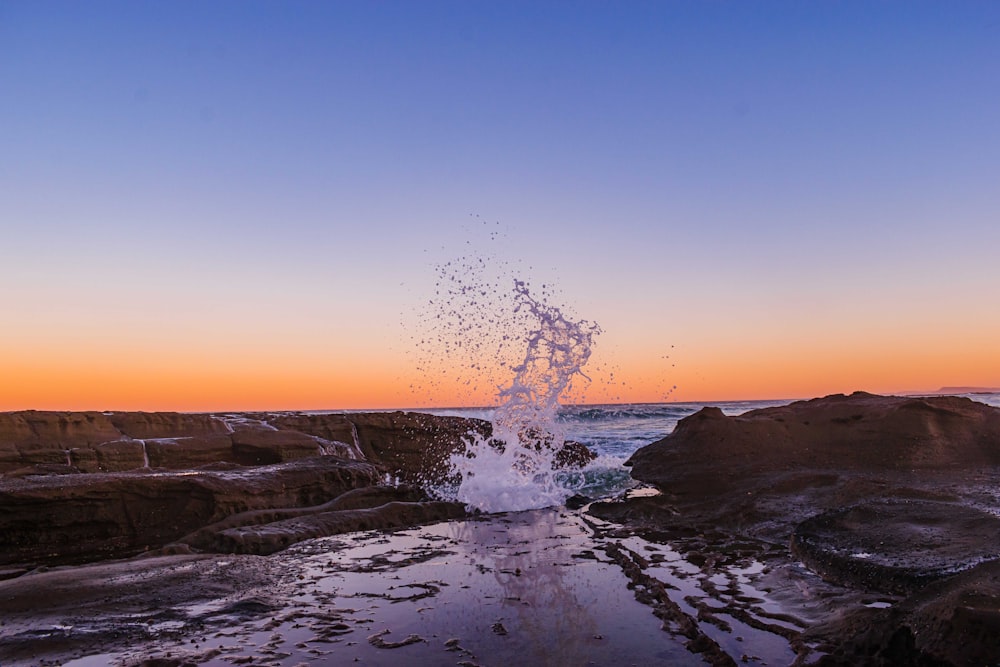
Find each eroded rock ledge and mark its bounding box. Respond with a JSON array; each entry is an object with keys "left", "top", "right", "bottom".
[{"left": 0, "top": 410, "right": 494, "bottom": 571}]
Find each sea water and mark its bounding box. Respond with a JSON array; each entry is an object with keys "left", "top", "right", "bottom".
[{"left": 426, "top": 399, "right": 794, "bottom": 508}]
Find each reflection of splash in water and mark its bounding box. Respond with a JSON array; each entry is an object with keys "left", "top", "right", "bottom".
[{"left": 441, "top": 280, "right": 603, "bottom": 512}]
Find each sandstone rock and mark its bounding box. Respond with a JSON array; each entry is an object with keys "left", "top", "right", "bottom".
[
  {"left": 791, "top": 500, "right": 1000, "bottom": 595},
  {"left": 813, "top": 560, "right": 1000, "bottom": 666},
  {"left": 194, "top": 499, "right": 468, "bottom": 555},
  {"left": 229, "top": 426, "right": 328, "bottom": 464},
  {"left": 0, "top": 413, "right": 38, "bottom": 447},
  {"left": 88, "top": 439, "right": 147, "bottom": 472},
  {"left": 2, "top": 410, "right": 577, "bottom": 480},
  {"left": 68, "top": 447, "right": 98, "bottom": 472},
  {"left": 592, "top": 393, "right": 1000, "bottom": 664},
  {"left": 176, "top": 486, "right": 441, "bottom": 555},
  {"left": 0, "top": 411, "right": 123, "bottom": 472},
  {"left": 107, "top": 412, "right": 229, "bottom": 439},
  {"left": 0, "top": 408, "right": 546, "bottom": 570},
  {"left": 602, "top": 393, "right": 1000, "bottom": 585},
  {"left": 144, "top": 435, "right": 236, "bottom": 469},
  {"left": 628, "top": 393, "right": 1000, "bottom": 493},
  {"left": 554, "top": 439, "right": 597, "bottom": 468},
  {"left": 273, "top": 412, "right": 492, "bottom": 484},
  {"left": 271, "top": 411, "right": 592, "bottom": 483},
  {"left": 0, "top": 457, "right": 380, "bottom": 567},
  {"left": 626, "top": 392, "right": 1000, "bottom": 522},
  {"left": 4, "top": 463, "right": 81, "bottom": 478},
  {"left": 6, "top": 411, "right": 122, "bottom": 447},
  {"left": 267, "top": 413, "right": 359, "bottom": 450}
]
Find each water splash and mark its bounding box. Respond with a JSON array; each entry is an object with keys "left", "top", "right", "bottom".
[
  {"left": 492, "top": 279, "right": 600, "bottom": 445},
  {"left": 437, "top": 279, "right": 603, "bottom": 512},
  {"left": 408, "top": 224, "right": 566, "bottom": 408}
]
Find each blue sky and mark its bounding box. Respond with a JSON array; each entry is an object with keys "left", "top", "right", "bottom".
[{"left": 2, "top": 1, "right": 999, "bottom": 408}]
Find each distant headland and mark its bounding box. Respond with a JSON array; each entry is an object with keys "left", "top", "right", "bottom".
[{"left": 931, "top": 386, "right": 1000, "bottom": 394}]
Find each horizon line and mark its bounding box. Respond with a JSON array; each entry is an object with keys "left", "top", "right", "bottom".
[{"left": 4, "top": 388, "right": 999, "bottom": 415}]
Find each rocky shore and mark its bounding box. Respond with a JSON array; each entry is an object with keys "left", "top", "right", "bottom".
[
  {"left": 0, "top": 410, "right": 491, "bottom": 572},
  {"left": 594, "top": 391, "right": 1000, "bottom": 665},
  {"left": 3, "top": 393, "right": 1000, "bottom": 666}
]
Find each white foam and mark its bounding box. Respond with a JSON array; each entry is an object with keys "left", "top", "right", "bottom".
[{"left": 438, "top": 280, "right": 602, "bottom": 512}]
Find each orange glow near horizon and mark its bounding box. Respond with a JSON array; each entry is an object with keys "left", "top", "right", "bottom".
[{"left": 4, "top": 331, "right": 998, "bottom": 412}]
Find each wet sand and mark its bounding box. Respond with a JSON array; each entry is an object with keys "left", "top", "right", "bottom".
[{"left": 1, "top": 501, "right": 881, "bottom": 666}]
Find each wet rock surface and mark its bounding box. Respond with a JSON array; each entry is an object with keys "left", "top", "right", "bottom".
[
  {"left": 269, "top": 411, "right": 492, "bottom": 483},
  {"left": 0, "top": 410, "right": 486, "bottom": 569},
  {"left": 592, "top": 392, "right": 1000, "bottom": 664},
  {"left": 791, "top": 500, "right": 1000, "bottom": 595},
  {"left": 0, "top": 457, "right": 383, "bottom": 566},
  {"left": 0, "top": 510, "right": 720, "bottom": 667}
]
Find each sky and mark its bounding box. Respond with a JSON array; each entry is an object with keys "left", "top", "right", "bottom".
[{"left": 2, "top": 1, "right": 999, "bottom": 411}]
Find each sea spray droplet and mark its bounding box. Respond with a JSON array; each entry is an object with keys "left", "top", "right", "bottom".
[{"left": 443, "top": 280, "right": 602, "bottom": 513}]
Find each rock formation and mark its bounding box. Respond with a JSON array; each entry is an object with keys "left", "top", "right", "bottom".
[
  {"left": 591, "top": 392, "right": 1000, "bottom": 665},
  {"left": 618, "top": 392, "right": 1000, "bottom": 535},
  {"left": 0, "top": 407, "right": 601, "bottom": 573},
  {"left": 269, "top": 411, "right": 492, "bottom": 483},
  {"left": 0, "top": 409, "right": 513, "bottom": 570},
  {"left": 270, "top": 411, "right": 595, "bottom": 482},
  {"left": 0, "top": 457, "right": 380, "bottom": 567}
]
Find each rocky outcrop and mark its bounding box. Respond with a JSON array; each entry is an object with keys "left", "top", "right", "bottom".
[
  {"left": 229, "top": 426, "right": 332, "bottom": 464},
  {"left": 271, "top": 411, "right": 493, "bottom": 484},
  {"left": 2, "top": 410, "right": 594, "bottom": 481},
  {"left": 590, "top": 392, "right": 1000, "bottom": 666},
  {"left": 627, "top": 392, "right": 1000, "bottom": 494},
  {"left": 270, "top": 411, "right": 595, "bottom": 483},
  {"left": 791, "top": 500, "right": 1000, "bottom": 595},
  {"left": 142, "top": 435, "right": 237, "bottom": 469},
  {"left": 811, "top": 559, "right": 1000, "bottom": 665},
  {"left": 0, "top": 457, "right": 381, "bottom": 566},
  {"left": 0, "top": 412, "right": 123, "bottom": 471},
  {"left": 0, "top": 409, "right": 499, "bottom": 568},
  {"left": 0, "top": 411, "right": 361, "bottom": 474},
  {"left": 620, "top": 392, "right": 1000, "bottom": 538},
  {"left": 66, "top": 439, "right": 145, "bottom": 473},
  {"left": 107, "top": 412, "right": 230, "bottom": 440},
  {"left": 183, "top": 494, "right": 468, "bottom": 556}
]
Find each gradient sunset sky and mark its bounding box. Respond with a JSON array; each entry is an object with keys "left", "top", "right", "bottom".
[{"left": 3, "top": 1, "right": 999, "bottom": 411}]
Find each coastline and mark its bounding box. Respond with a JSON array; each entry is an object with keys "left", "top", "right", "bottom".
[{"left": 4, "top": 393, "right": 1000, "bottom": 665}]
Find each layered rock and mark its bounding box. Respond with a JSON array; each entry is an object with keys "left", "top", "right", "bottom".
[
  {"left": 183, "top": 494, "right": 468, "bottom": 556},
  {"left": 271, "top": 411, "right": 493, "bottom": 483},
  {"left": 791, "top": 500, "right": 1000, "bottom": 595},
  {"left": 2, "top": 409, "right": 593, "bottom": 480},
  {"left": 0, "top": 412, "right": 123, "bottom": 471},
  {"left": 628, "top": 392, "right": 1000, "bottom": 494},
  {"left": 622, "top": 392, "right": 1000, "bottom": 536},
  {"left": 0, "top": 411, "right": 361, "bottom": 474},
  {"left": 591, "top": 392, "right": 1000, "bottom": 666},
  {"left": 107, "top": 412, "right": 230, "bottom": 440},
  {"left": 0, "top": 409, "right": 497, "bottom": 568},
  {"left": 811, "top": 559, "right": 1000, "bottom": 665},
  {"left": 0, "top": 457, "right": 381, "bottom": 566}
]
